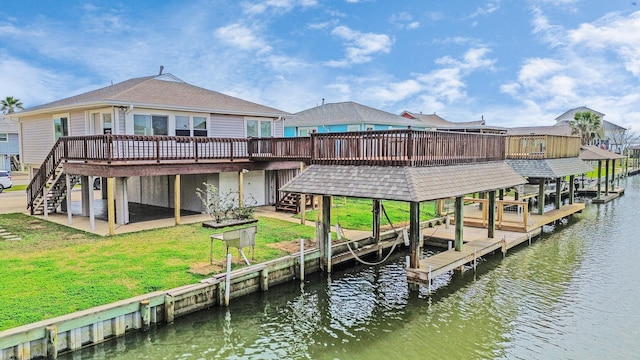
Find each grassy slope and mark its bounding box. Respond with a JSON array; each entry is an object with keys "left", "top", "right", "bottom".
[{"left": 0, "top": 214, "right": 316, "bottom": 330}]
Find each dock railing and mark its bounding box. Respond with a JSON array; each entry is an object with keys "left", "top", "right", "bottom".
[{"left": 505, "top": 135, "right": 581, "bottom": 159}]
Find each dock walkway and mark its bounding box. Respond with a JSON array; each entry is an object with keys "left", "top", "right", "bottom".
[{"left": 407, "top": 203, "right": 585, "bottom": 285}]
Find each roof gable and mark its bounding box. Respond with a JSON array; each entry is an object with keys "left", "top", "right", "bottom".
[
  {"left": 18, "top": 74, "right": 289, "bottom": 117},
  {"left": 288, "top": 102, "right": 424, "bottom": 128},
  {"left": 555, "top": 106, "right": 605, "bottom": 121}
]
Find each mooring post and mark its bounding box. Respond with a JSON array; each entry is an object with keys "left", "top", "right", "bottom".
[
  {"left": 537, "top": 179, "right": 545, "bottom": 215},
  {"left": 409, "top": 201, "right": 421, "bottom": 268},
  {"left": 320, "top": 195, "right": 331, "bottom": 272},
  {"left": 473, "top": 247, "right": 477, "bottom": 271},
  {"left": 597, "top": 160, "right": 602, "bottom": 199},
  {"left": 46, "top": 325, "right": 58, "bottom": 360},
  {"left": 372, "top": 199, "right": 381, "bottom": 257},
  {"left": 140, "top": 299, "right": 150, "bottom": 332},
  {"left": 300, "top": 238, "right": 305, "bottom": 282},
  {"left": 569, "top": 175, "right": 575, "bottom": 205},
  {"left": 428, "top": 265, "right": 432, "bottom": 294},
  {"left": 327, "top": 232, "right": 332, "bottom": 274},
  {"left": 554, "top": 177, "right": 562, "bottom": 209},
  {"left": 225, "top": 253, "right": 232, "bottom": 306},
  {"left": 501, "top": 236, "right": 507, "bottom": 258},
  {"left": 454, "top": 196, "right": 464, "bottom": 251},
  {"left": 488, "top": 190, "right": 496, "bottom": 239},
  {"left": 165, "top": 295, "right": 175, "bottom": 324}
]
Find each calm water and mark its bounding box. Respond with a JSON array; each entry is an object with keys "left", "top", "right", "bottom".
[{"left": 67, "top": 176, "right": 640, "bottom": 360}]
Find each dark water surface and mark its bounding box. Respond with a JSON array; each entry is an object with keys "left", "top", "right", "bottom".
[{"left": 66, "top": 176, "right": 640, "bottom": 359}]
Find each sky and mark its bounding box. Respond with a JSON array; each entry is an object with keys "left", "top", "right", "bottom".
[{"left": 1, "top": 0, "right": 640, "bottom": 131}]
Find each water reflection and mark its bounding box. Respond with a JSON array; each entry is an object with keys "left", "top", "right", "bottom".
[{"left": 64, "top": 176, "right": 640, "bottom": 360}]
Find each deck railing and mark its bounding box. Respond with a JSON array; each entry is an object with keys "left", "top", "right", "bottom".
[
  {"left": 62, "top": 135, "right": 252, "bottom": 163},
  {"left": 310, "top": 130, "right": 505, "bottom": 166},
  {"left": 505, "top": 135, "right": 581, "bottom": 159},
  {"left": 248, "top": 137, "right": 311, "bottom": 161}
]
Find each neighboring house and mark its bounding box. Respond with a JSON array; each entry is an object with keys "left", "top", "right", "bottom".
[
  {"left": 400, "top": 111, "right": 508, "bottom": 133},
  {"left": 554, "top": 106, "right": 627, "bottom": 153},
  {"left": 284, "top": 101, "right": 425, "bottom": 137},
  {"left": 0, "top": 116, "right": 20, "bottom": 170},
  {"left": 506, "top": 125, "right": 573, "bottom": 137},
  {"left": 14, "top": 73, "right": 297, "bottom": 227}
]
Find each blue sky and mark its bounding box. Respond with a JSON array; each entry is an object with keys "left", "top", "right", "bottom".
[{"left": 1, "top": 0, "right": 640, "bottom": 131}]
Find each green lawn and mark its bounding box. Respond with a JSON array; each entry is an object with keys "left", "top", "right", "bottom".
[
  {"left": 298, "top": 197, "right": 438, "bottom": 230},
  {"left": 0, "top": 214, "right": 317, "bottom": 331}
]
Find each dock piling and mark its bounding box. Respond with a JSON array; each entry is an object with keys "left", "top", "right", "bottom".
[
  {"left": 300, "top": 238, "right": 305, "bottom": 282},
  {"left": 225, "top": 254, "right": 232, "bottom": 306}
]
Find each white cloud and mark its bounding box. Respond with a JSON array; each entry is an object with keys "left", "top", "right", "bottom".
[
  {"left": 242, "top": 0, "right": 317, "bottom": 15},
  {"left": 214, "top": 23, "right": 272, "bottom": 53},
  {"left": 326, "top": 26, "right": 393, "bottom": 67},
  {"left": 465, "top": 0, "right": 501, "bottom": 19},
  {"left": 390, "top": 12, "right": 421, "bottom": 29}
]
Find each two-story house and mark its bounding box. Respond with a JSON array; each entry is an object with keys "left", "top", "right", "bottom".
[
  {"left": 0, "top": 116, "right": 20, "bottom": 171},
  {"left": 14, "top": 73, "right": 300, "bottom": 231}
]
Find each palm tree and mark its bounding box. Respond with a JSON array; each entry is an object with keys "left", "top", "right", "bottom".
[
  {"left": 1, "top": 96, "right": 24, "bottom": 114},
  {"left": 569, "top": 111, "right": 602, "bottom": 145}
]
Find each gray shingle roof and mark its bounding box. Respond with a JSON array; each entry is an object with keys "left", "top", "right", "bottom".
[
  {"left": 579, "top": 145, "right": 626, "bottom": 160},
  {"left": 402, "top": 111, "right": 485, "bottom": 127},
  {"left": 288, "top": 102, "right": 424, "bottom": 128},
  {"left": 280, "top": 162, "right": 526, "bottom": 202},
  {"left": 506, "top": 158, "right": 593, "bottom": 178},
  {"left": 19, "top": 74, "right": 289, "bottom": 117}
]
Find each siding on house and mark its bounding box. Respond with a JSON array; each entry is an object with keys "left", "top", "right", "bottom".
[
  {"left": 210, "top": 115, "right": 245, "bottom": 138},
  {"left": 0, "top": 133, "right": 19, "bottom": 154},
  {"left": 274, "top": 119, "right": 284, "bottom": 137},
  {"left": 21, "top": 115, "right": 55, "bottom": 166},
  {"left": 69, "top": 111, "right": 86, "bottom": 136},
  {"left": 169, "top": 173, "right": 219, "bottom": 212}
]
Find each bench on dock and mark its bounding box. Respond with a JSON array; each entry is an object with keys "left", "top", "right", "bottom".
[{"left": 210, "top": 225, "right": 257, "bottom": 265}]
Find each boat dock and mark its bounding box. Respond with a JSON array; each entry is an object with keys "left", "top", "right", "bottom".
[{"left": 407, "top": 203, "right": 585, "bottom": 285}]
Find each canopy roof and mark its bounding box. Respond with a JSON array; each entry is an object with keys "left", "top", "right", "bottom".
[
  {"left": 280, "top": 162, "right": 526, "bottom": 202},
  {"left": 579, "top": 145, "right": 626, "bottom": 161},
  {"left": 505, "top": 158, "right": 593, "bottom": 178}
]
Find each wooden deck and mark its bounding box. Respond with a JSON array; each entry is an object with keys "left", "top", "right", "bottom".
[{"left": 407, "top": 203, "right": 585, "bottom": 285}]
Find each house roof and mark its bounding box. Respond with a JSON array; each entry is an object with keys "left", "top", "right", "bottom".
[
  {"left": 507, "top": 125, "right": 573, "bottom": 136},
  {"left": 401, "top": 111, "right": 486, "bottom": 127},
  {"left": 579, "top": 145, "right": 626, "bottom": 160},
  {"left": 280, "top": 162, "right": 526, "bottom": 202},
  {"left": 287, "top": 102, "right": 424, "bottom": 128},
  {"left": 555, "top": 106, "right": 605, "bottom": 121},
  {"left": 16, "top": 74, "right": 289, "bottom": 118},
  {"left": 505, "top": 158, "right": 593, "bottom": 178}
]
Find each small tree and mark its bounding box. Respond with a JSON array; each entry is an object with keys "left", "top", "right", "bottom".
[
  {"left": 569, "top": 111, "right": 602, "bottom": 145},
  {"left": 1, "top": 96, "right": 24, "bottom": 114},
  {"left": 196, "top": 183, "right": 227, "bottom": 222}
]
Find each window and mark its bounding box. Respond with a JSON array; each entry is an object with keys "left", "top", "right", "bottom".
[
  {"left": 175, "top": 116, "right": 190, "bottom": 136},
  {"left": 193, "top": 116, "right": 207, "bottom": 137},
  {"left": 54, "top": 117, "right": 69, "bottom": 140},
  {"left": 298, "top": 127, "right": 317, "bottom": 136},
  {"left": 134, "top": 115, "right": 168, "bottom": 135},
  {"left": 347, "top": 125, "right": 360, "bottom": 132},
  {"left": 246, "top": 119, "right": 272, "bottom": 138},
  {"left": 175, "top": 115, "right": 208, "bottom": 137},
  {"left": 0, "top": 133, "right": 7, "bottom": 142},
  {"left": 92, "top": 113, "right": 112, "bottom": 134},
  {"left": 365, "top": 124, "right": 375, "bottom": 131}
]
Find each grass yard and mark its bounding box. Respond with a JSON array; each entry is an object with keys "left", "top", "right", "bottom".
[
  {"left": 298, "top": 197, "right": 438, "bottom": 230},
  {"left": 0, "top": 214, "right": 317, "bottom": 331}
]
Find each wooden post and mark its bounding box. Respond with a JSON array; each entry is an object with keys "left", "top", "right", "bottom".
[
  {"left": 107, "top": 177, "right": 115, "bottom": 236},
  {"left": 437, "top": 199, "right": 444, "bottom": 216},
  {"left": 89, "top": 176, "right": 95, "bottom": 231},
  {"left": 499, "top": 188, "right": 504, "bottom": 201},
  {"left": 140, "top": 299, "right": 150, "bottom": 331},
  {"left": 605, "top": 159, "right": 610, "bottom": 196},
  {"left": 46, "top": 325, "right": 58, "bottom": 360},
  {"left": 613, "top": 159, "right": 617, "bottom": 189},
  {"left": 174, "top": 174, "right": 181, "bottom": 225},
  {"left": 523, "top": 202, "right": 529, "bottom": 229},
  {"left": 66, "top": 173, "right": 72, "bottom": 225},
  {"left": 554, "top": 177, "right": 561, "bottom": 209},
  {"left": 260, "top": 267, "right": 269, "bottom": 291},
  {"left": 320, "top": 195, "right": 331, "bottom": 272},
  {"left": 238, "top": 171, "right": 245, "bottom": 207},
  {"left": 409, "top": 201, "right": 420, "bottom": 268},
  {"left": 488, "top": 191, "right": 495, "bottom": 239},
  {"left": 165, "top": 295, "right": 175, "bottom": 323},
  {"left": 569, "top": 175, "right": 575, "bottom": 204},
  {"left": 300, "top": 194, "right": 306, "bottom": 225},
  {"left": 596, "top": 160, "right": 602, "bottom": 200},
  {"left": 454, "top": 196, "right": 464, "bottom": 251},
  {"left": 372, "top": 199, "right": 381, "bottom": 244},
  {"left": 537, "top": 179, "right": 545, "bottom": 215}
]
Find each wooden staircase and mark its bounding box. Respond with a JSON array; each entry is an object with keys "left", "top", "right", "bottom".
[
  {"left": 27, "top": 138, "right": 81, "bottom": 215},
  {"left": 275, "top": 193, "right": 316, "bottom": 214}
]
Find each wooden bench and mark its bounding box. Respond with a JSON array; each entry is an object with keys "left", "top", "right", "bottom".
[{"left": 210, "top": 225, "right": 257, "bottom": 265}]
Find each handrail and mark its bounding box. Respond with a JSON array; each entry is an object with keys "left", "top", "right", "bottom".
[{"left": 26, "top": 138, "right": 64, "bottom": 212}]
